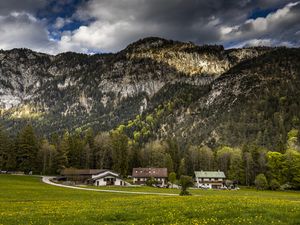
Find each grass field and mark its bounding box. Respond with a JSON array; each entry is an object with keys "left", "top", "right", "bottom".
[{"left": 0, "top": 175, "right": 300, "bottom": 225}]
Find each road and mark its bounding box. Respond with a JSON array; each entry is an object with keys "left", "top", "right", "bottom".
[{"left": 42, "top": 176, "right": 179, "bottom": 196}]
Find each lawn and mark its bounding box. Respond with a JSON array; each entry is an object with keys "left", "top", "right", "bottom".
[{"left": 0, "top": 175, "right": 299, "bottom": 225}]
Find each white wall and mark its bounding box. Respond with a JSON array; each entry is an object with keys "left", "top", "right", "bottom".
[
  {"left": 94, "top": 177, "right": 125, "bottom": 186},
  {"left": 197, "top": 178, "right": 224, "bottom": 182},
  {"left": 133, "top": 177, "right": 166, "bottom": 186},
  {"left": 196, "top": 178, "right": 224, "bottom": 189},
  {"left": 114, "top": 178, "right": 124, "bottom": 186},
  {"left": 94, "top": 178, "right": 106, "bottom": 186}
]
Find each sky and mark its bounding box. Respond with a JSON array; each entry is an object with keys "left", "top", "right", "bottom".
[{"left": 0, "top": 0, "right": 299, "bottom": 54}]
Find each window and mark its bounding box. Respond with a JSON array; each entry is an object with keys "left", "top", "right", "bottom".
[{"left": 104, "top": 177, "right": 116, "bottom": 182}]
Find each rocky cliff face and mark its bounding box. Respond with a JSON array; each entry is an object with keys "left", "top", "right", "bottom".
[
  {"left": 0, "top": 37, "right": 299, "bottom": 149},
  {"left": 152, "top": 48, "right": 300, "bottom": 149}
]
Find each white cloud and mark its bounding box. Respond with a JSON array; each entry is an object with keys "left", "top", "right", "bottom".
[
  {"left": 59, "top": 0, "right": 163, "bottom": 52},
  {"left": 245, "top": 2, "right": 299, "bottom": 32},
  {"left": 0, "top": 12, "right": 85, "bottom": 55},
  {"left": 54, "top": 17, "right": 72, "bottom": 29},
  {"left": 229, "top": 38, "right": 295, "bottom": 48},
  {"left": 58, "top": 20, "right": 160, "bottom": 52},
  {"left": 223, "top": 1, "right": 300, "bottom": 41},
  {"left": 54, "top": 17, "right": 65, "bottom": 29},
  {"left": 0, "top": 12, "right": 55, "bottom": 52}
]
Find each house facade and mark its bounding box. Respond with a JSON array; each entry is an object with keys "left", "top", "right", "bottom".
[
  {"left": 132, "top": 168, "right": 168, "bottom": 186},
  {"left": 91, "top": 170, "right": 126, "bottom": 186},
  {"left": 194, "top": 170, "right": 226, "bottom": 189}
]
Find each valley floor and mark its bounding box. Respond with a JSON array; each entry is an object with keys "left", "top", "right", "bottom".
[{"left": 0, "top": 175, "right": 299, "bottom": 225}]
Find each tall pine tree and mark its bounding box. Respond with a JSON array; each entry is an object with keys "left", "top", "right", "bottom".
[
  {"left": 16, "top": 125, "right": 39, "bottom": 173},
  {"left": 0, "top": 127, "right": 14, "bottom": 170},
  {"left": 111, "top": 131, "right": 129, "bottom": 177},
  {"left": 56, "top": 131, "right": 69, "bottom": 172}
]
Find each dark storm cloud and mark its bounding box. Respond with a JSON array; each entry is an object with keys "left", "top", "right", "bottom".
[
  {"left": 69, "top": 0, "right": 299, "bottom": 51},
  {"left": 0, "top": 0, "right": 299, "bottom": 53},
  {"left": 71, "top": 0, "right": 256, "bottom": 50},
  {"left": 0, "top": 0, "right": 47, "bottom": 15}
]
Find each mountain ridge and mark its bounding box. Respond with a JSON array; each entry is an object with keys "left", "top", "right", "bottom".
[{"left": 0, "top": 37, "right": 299, "bottom": 149}]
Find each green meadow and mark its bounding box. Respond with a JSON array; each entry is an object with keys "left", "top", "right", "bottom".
[{"left": 0, "top": 175, "right": 300, "bottom": 225}]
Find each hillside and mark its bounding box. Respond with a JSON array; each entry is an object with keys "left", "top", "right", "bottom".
[{"left": 0, "top": 37, "right": 299, "bottom": 149}]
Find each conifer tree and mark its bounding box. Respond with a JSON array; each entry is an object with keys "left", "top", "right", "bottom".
[
  {"left": 111, "top": 131, "right": 129, "bottom": 177},
  {"left": 94, "top": 132, "right": 113, "bottom": 169},
  {"left": 38, "top": 139, "right": 56, "bottom": 175},
  {"left": 68, "top": 131, "right": 84, "bottom": 168},
  {"left": 16, "top": 125, "right": 39, "bottom": 173},
  {"left": 56, "top": 131, "right": 69, "bottom": 172},
  {"left": 0, "top": 127, "right": 11, "bottom": 170},
  {"left": 83, "top": 128, "right": 96, "bottom": 168}
]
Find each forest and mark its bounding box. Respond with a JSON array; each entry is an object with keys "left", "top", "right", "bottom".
[{"left": 0, "top": 124, "right": 299, "bottom": 190}]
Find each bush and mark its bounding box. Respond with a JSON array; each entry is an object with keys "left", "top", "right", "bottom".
[
  {"left": 279, "top": 183, "right": 293, "bottom": 191},
  {"left": 168, "top": 172, "right": 177, "bottom": 188},
  {"left": 255, "top": 174, "right": 268, "bottom": 190},
  {"left": 269, "top": 179, "right": 280, "bottom": 190},
  {"left": 179, "top": 175, "right": 194, "bottom": 196},
  {"left": 146, "top": 177, "right": 158, "bottom": 186},
  {"left": 179, "top": 190, "right": 191, "bottom": 196}
]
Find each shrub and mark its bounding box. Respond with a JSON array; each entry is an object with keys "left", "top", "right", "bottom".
[
  {"left": 279, "top": 183, "right": 293, "bottom": 191},
  {"left": 179, "top": 175, "right": 194, "bottom": 196},
  {"left": 168, "top": 172, "right": 177, "bottom": 188},
  {"left": 179, "top": 190, "right": 191, "bottom": 196},
  {"left": 255, "top": 174, "right": 268, "bottom": 190},
  {"left": 269, "top": 179, "right": 280, "bottom": 190},
  {"left": 146, "top": 177, "right": 158, "bottom": 186}
]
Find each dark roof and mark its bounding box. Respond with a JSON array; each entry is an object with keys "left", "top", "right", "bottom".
[
  {"left": 61, "top": 168, "right": 107, "bottom": 176},
  {"left": 194, "top": 171, "right": 226, "bottom": 178},
  {"left": 132, "top": 168, "right": 168, "bottom": 178}
]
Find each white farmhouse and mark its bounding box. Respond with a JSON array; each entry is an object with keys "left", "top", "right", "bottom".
[
  {"left": 195, "top": 170, "right": 226, "bottom": 189},
  {"left": 91, "top": 170, "right": 126, "bottom": 186}
]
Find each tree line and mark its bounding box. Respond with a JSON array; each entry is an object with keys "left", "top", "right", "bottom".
[{"left": 0, "top": 125, "right": 299, "bottom": 189}]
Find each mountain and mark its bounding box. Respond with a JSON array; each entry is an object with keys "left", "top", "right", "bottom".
[{"left": 1, "top": 37, "right": 299, "bottom": 149}]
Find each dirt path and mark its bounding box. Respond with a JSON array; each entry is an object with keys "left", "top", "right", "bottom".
[{"left": 42, "top": 176, "right": 179, "bottom": 196}]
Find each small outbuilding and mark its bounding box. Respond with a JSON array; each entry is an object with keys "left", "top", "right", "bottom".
[
  {"left": 91, "top": 170, "right": 126, "bottom": 186},
  {"left": 195, "top": 170, "right": 226, "bottom": 189},
  {"left": 132, "top": 168, "right": 168, "bottom": 187}
]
